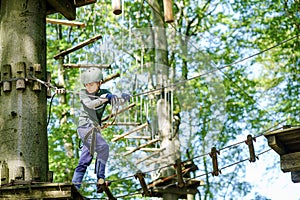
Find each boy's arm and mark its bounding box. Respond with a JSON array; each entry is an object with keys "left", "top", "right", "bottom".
[{"left": 80, "top": 90, "right": 108, "bottom": 109}]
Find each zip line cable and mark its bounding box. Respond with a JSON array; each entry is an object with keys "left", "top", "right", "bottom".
[{"left": 131, "top": 34, "right": 298, "bottom": 98}]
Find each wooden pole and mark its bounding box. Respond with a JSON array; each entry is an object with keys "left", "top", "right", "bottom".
[
  {"left": 163, "top": 0, "right": 174, "bottom": 23},
  {"left": 63, "top": 63, "right": 111, "bottom": 69},
  {"left": 112, "top": 0, "right": 122, "bottom": 15},
  {"left": 124, "top": 138, "right": 160, "bottom": 156},
  {"left": 102, "top": 73, "right": 120, "bottom": 84},
  {"left": 111, "top": 122, "right": 148, "bottom": 142},
  {"left": 46, "top": 18, "right": 85, "bottom": 28},
  {"left": 101, "top": 103, "right": 135, "bottom": 122},
  {"left": 53, "top": 34, "right": 102, "bottom": 59}
]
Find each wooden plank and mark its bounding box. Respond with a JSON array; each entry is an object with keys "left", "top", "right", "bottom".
[
  {"left": 280, "top": 152, "right": 300, "bottom": 172},
  {"left": 110, "top": 122, "right": 141, "bottom": 126},
  {"left": 265, "top": 126, "right": 300, "bottom": 153},
  {"left": 102, "top": 103, "right": 136, "bottom": 122},
  {"left": 124, "top": 138, "right": 160, "bottom": 156},
  {"left": 123, "top": 135, "right": 151, "bottom": 139},
  {"left": 46, "top": 18, "right": 85, "bottom": 28},
  {"left": 63, "top": 63, "right": 111, "bottom": 68},
  {"left": 54, "top": 34, "right": 102, "bottom": 59},
  {"left": 102, "top": 73, "right": 120, "bottom": 84},
  {"left": 264, "top": 126, "right": 300, "bottom": 137},
  {"left": 111, "top": 122, "right": 148, "bottom": 142},
  {"left": 47, "top": 0, "right": 76, "bottom": 20},
  {"left": 136, "top": 148, "right": 166, "bottom": 165},
  {"left": 266, "top": 135, "right": 287, "bottom": 155},
  {"left": 0, "top": 183, "right": 84, "bottom": 199},
  {"left": 126, "top": 147, "right": 161, "bottom": 152}
]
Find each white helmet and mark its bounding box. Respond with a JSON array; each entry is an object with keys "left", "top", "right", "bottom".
[{"left": 81, "top": 68, "right": 103, "bottom": 85}]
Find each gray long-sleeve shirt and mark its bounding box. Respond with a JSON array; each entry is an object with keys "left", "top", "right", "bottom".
[{"left": 78, "top": 88, "right": 111, "bottom": 127}]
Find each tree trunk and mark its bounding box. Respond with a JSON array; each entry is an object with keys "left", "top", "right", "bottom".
[
  {"left": 150, "top": 0, "right": 181, "bottom": 199},
  {"left": 0, "top": 0, "right": 48, "bottom": 182}
]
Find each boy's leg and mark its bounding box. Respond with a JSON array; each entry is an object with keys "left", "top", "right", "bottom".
[
  {"left": 72, "top": 145, "right": 93, "bottom": 189},
  {"left": 95, "top": 132, "right": 109, "bottom": 179},
  {"left": 95, "top": 132, "right": 109, "bottom": 193}
]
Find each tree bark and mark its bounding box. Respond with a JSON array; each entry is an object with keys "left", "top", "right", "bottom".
[{"left": 0, "top": 0, "right": 48, "bottom": 182}]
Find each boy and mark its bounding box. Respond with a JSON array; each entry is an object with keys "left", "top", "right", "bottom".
[{"left": 72, "top": 67, "right": 130, "bottom": 192}]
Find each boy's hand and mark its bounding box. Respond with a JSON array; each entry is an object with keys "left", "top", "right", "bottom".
[
  {"left": 106, "top": 94, "right": 118, "bottom": 105},
  {"left": 121, "top": 93, "right": 131, "bottom": 102}
]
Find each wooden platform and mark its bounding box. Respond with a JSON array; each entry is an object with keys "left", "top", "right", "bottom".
[
  {"left": 264, "top": 126, "right": 300, "bottom": 183},
  {"left": 0, "top": 182, "right": 85, "bottom": 200},
  {"left": 149, "top": 178, "right": 203, "bottom": 198}
]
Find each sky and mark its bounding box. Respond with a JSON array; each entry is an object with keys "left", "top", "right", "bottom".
[{"left": 244, "top": 150, "right": 300, "bottom": 200}]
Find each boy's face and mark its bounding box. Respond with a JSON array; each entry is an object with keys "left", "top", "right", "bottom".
[{"left": 85, "top": 82, "right": 100, "bottom": 93}]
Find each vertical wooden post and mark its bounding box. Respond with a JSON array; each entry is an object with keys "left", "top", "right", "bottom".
[{"left": 163, "top": 0, "right": 174, "bottom": 23}]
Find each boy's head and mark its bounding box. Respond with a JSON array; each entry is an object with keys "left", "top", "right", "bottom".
[{"left": 81, "top": 68, "right": 103, "bottom": 93}]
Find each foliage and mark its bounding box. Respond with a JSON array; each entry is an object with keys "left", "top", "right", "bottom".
[{"left": 46, "top": 0, "right": 299, "bottom": 199}]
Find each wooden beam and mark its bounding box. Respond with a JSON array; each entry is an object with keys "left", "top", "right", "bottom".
[
  {"left": 102, "top": 103, "right": 136, "bottom": 122},
  {"left": 136, "top": 148, "right": 166, "bottom": 165},
  {"left": 47, "top": 0, "right": 76, "bottom": 20},
  {"left": 54, "top": 34, "right": 102, "bottom": 59},
  {"left": 124, "top": 138, "right": 160, "bottom": 156},
  {"left": 112, "top": 122, "right": 148, "bottom": 142},
  {"left": 127, "top": 147, "right": 162, "bottom": 152},
  {"left": 110, "top": 122, "right": 141, "bottom": 126},
  {"left": 102, "top": 73, "right": 120, "bottom": 84},
  {"left": 0, "top": 183, "right": 84, "bottom": 199},
  {"left": 281, "top": 152, "right": 300, "bottom": 172},
  {"left": 123, "top": 135, "right": 151, "bottom": 140},
  {"left": 63, "top": 63, "right": 111, "bottom": 68},
  {"left": 267, "top": 135, "right": 287, "bottom": 155},
  {"left": 74, "top": 0, "right": 97, "bottom": 7},
  {"left": 46, "top": 18, "right": 85, "bottom": 28}
]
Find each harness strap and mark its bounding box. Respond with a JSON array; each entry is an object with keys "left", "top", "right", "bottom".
[{"left": 83, "top": 127, "right": 96, "bottom": 156}]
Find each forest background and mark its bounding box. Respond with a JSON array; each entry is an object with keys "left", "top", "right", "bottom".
[{"left": 46, "top": 0, "right": 300, "bottom": 199}]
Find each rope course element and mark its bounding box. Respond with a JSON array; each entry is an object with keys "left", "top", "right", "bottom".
[
  {"left": 71, "top": 123, "right": 285, "bottom": 187},
  {"left": 43, "top": 15, "right": 298, "bottom": 198},
  {"left": 72, "top": 147, "right": 273, "bottom": 200}
]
